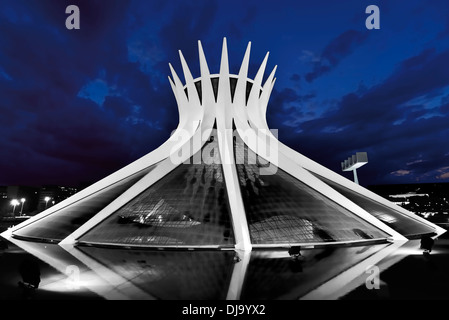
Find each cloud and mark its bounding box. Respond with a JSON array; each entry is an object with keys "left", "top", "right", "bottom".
[
  {"left": 159, "top": 1, "right": 219, "bottom": 67},
  {"left": 436, "top": 167, "right": 449, "bottom": 180},
  {"left": 272, "top": 48, "right": 449, "bottom": 185},
  {"left": 0, "top": 0, "right": 264, "bottom": 186},
  {"left": 290, "top": 74, "right": 301, "bottom": 82},
  {"left": 299, "top": 50, "right": 320, "bottom": 63},
  {"left": 438, "top": 172, "right": 449, "bottom": 180},
  {"left": 227, "top": 5, "right": 259, "bottom": 41},
  {"left": 0, "top": 1, "right": 177, "bottom": 186},
  {"left": 391, "top": 170, "right": 411, "bottom": 177},
  {"left": 266, "top": 88, "right": 317, "bottom": 131},
  {"left": 305, "top": 30, "right": 369, "bottom": 82},
  {"left": 406, "top": 159, "right": 424, "bottom": 166}
]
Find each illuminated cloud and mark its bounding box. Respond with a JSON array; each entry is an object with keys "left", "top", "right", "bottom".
[{"left": 391, "top": 170, "right": 411, "bottom": 177}]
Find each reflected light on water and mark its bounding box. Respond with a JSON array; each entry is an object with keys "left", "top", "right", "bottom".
[
  {"left": 251, "top": 251, "right": 291, "bottom": 259},
  {"left": 39, "top": 275, "right": 82, "bottom": 293},
  {"left": 392, "top": 247, "right": 444, "bottom": 256},
  {"left": 3, "top": 237, "right": 442, "bottom": 300}
]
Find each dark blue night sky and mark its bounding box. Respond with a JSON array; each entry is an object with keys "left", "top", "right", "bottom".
[{"left": 1, "top": 0, "right": 449, "bottom": 187}]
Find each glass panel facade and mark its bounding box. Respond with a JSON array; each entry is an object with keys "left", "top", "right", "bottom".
[
  {"left": 78, "top": 246, "right": 235, "bottom": 300},
  {"left": 234, "top": 134, "right": 389, "bottom": 245},
  {"left": 79, "top": 130, "right": 235, "bottom": 247},
  {"left": 310, "top": 172, "right": 436, "bottom": 238},
  {"left": 13, "top": 166, "right": 157, "bottom": 242}
]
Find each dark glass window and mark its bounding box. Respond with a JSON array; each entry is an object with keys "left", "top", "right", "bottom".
[
  {"left": 233, "top": 134, "right": 389, "bottom": 245},
  {"left": 79, "top": 130, "right": 235, "bottom": 247},
  {"left": 309, "top": 172, "right": 436, "bottom": 239},
  {"left": 13, "top": 165, "right": 158, "bottom": 242}
]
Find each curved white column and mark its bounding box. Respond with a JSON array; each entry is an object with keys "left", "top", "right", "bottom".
[{"left": 215, "top": 38, "right": 252, "bottom": 251}]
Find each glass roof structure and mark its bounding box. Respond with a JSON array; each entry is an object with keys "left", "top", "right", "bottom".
[{"left": 79, "top": 131, "right": 235, "bottom": 248}]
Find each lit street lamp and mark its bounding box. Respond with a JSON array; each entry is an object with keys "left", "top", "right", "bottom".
[
  {"left": 10, "top": 199, "right": 20, "bottom": 217},
  {"left": 20, "top": 198, "right": 26, "bottom": 215},
  {"left": 44, "top": 196, "right": 51, "bottom": 209}
]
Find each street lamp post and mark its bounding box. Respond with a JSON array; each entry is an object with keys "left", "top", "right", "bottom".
[
  {"left": 20, "top": 198, "right": 26, "bottom": 216},
  {"left": 44, "top": 196, "right": 50, "bottom": 209},
  {"left": 10, "top": 199, "right": 20, "bottom": 217}
]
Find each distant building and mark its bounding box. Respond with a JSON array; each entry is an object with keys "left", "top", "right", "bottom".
[
  {"left": 0, "top": 187, "right": 8, "bottom": 217},
  {"left": 388, "top": 192, "right": 429, "bottom": 206},
  {"left": 0, "top": 185, "right": 78, "bottom": 217},
  {"left": 37, "top": 186, "right": 78, "bottom": 212},
  {"left": 369, "top": 183, "right": 449, "bottom": 229},
  {"left": 0, "top": 186, "right": 40, "bottom": 216},
  {"left": 0, "top": 186, "right": 7, "bottom": 200}
]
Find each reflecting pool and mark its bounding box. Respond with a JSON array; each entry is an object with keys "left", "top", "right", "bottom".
[{"left": 3, "top": 234, "right": 449, "bottom": 300}]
